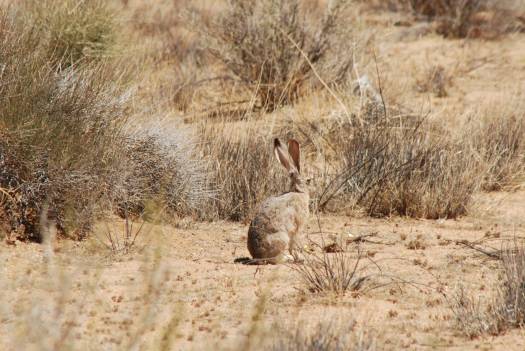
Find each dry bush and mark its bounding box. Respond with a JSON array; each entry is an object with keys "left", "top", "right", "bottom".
[
  {"left": 121, "top": 120, "right": 210, "bottom": 218},
  {"left": 450, "top": 285, "right": 502, "bottom": 338},
  {"left": 198, "top": 93, "right": 522, "bottom": 222},
  {"left": 320, "top": 103, "right": 480, "bottom": 219},
  {"left": 367, "top": 0, "right": 523, "bottom": 38},
  {"left": 22, "top": 0, "right": 118, "bottom": 66},
  {"left": 272, "top": 320, "right": 376, "bottom": 351},
  {"left": 198, "top": 121, "right": 287, "bottom": 221},
  {"left": 464, "top": 104, "right": 525, "bottom": 191},
  {"left": 0, "top": 6, "right": 129, "bottom": 240},
  {"left": 193, "top": 0, "right": 356, "bottom": 111},
  {"left": 292, "top": 247, "right": 368, "bottom": 295},
  {"left": 409, "top": 0, "right": 504, "bottom": 38},
  {"left": 408, "top": 0, "right": 485, "bottom": 18},
  {"left": 217, "top": 92, "right": 523, "bottom": 221},
  {"left": 316, "top": 92, "right": 525, "bottom": 218},
  {"left": 450, "top": 241, "right": 525, "bottom": 338},
  {"left": 0, "top": 5, "right": 209, "bottom": 241},
  {"left": 498, "top": 242, "right": 525, "bottom": 328}
]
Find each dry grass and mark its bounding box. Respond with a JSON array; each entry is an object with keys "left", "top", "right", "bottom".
[
  {"left": 450, "top": 285, "right": 502, "bottom": 338},
  {"left": 498, "top": 241, "right": 525, "bottom": 328},
  {"left": 450, "top": 240, "right": 525, "bottom": 338},
  {"left": 272, "top": 320, "right": 376, "bottom": 351},
  {"left": 318, "top": 101, "right": 480, "bottom": 219},
  {"left": 22, "top": 0, "right": 118, "bottom": 66},
  {"left": 198, "top": 121, "right": 286, "bottom": 221},
  {"left": 464, "top": 102, "right": 525, "bottom": 191},
  {"left": 292, "top": 246, "right": 369, "bottom": 295},
  {"left": 191, "top": 0, "right": 356, "bottom": 112}
]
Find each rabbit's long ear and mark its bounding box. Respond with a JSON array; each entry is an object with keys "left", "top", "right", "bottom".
[
  {"left": 274, "top": 138, "right": 292, "bottom": 172},
  {"left": 287, "top": 139, "right": 300, "bottom": 173}
]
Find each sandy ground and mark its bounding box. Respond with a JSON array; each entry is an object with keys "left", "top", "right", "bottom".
[{"left": 1, "top": 191, "right": 524, "bottom": 350}]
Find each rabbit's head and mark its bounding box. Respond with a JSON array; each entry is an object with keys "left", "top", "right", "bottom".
[{"left": 274, "top": 138, "right": 307, "bottom": 194}]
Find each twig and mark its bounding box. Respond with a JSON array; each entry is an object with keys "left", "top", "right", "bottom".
[
  {"left": 451, "top": 239, "right": 501, "bottom": 260},
  {"left": 0, "top": 187, "right": 14, "bottom": 203},
  {"left": 347, "top": 232, "right": 378, "bottom": 244},
  {"left": 372, "top": 50, "right": 387, "bottom": 120}
]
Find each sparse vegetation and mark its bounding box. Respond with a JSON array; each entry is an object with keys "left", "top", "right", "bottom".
[
  {"left": 450, "top": 241, "right": 525, "bottom": 338},
  {"left": 498, "top": 241, "right": 525, "bottom": 328},
  {"left": 366, "top": 0, "right": 524, "bottom": 38},
  {"left": 409, "top": 0, "right": 488, "bottom": 38},
  {"left": 293, "top": 246, "right": 369, "bottom": 294},
  {"left": 193, "top": 0, "right": 356, "bottom": 111},
  {"left": 272, "top": 320, "right": 376, "bottom": 351}
]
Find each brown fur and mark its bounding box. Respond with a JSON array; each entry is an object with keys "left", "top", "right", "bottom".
[{"left": 246, "top": 139, "right": 310, "bottom": 264}]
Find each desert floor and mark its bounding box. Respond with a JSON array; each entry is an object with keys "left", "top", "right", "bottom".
[{"left": 2, "top": 190, "right": 525, "bottom": 350}]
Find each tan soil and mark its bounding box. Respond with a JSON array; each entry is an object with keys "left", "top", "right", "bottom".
[{"left": 1, "top": 191, "right": 525, "bottom": 350}]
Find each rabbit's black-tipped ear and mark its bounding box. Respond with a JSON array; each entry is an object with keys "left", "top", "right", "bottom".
[
  {"left": 287, "top": 139, "right": 300, "bottom": 173},
  {"left": 274, "top": 138, "right": 291, "bottom": 172}
]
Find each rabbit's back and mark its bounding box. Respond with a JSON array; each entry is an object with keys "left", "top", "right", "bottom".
[{"left": 247, "top": 192, "right": 309, "bottom": 260}]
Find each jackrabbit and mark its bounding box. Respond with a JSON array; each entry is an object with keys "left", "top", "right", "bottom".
[{"left": 241, "top": 138, "right": 309, "bottom": 264}]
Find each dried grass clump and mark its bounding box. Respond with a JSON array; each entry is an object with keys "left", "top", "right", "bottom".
[
  {"left": 451, "top": 241, "right": 525, "bottom": 338},
  {"left": 120, "top": 120, "right": 210, "bottom": 218},
  {"left": 22, "top": 0, "right": 118, "bottom": 66},
  {"left": 198, "top": 122, "right": 286, "bottom": 221},
  {"left": 272, "top": 320, "right": 376, "bottom": 351},
  {"left": 450, "top": 285, "right": 502, "bottom": 338},
  {"left": 464, "top": 104, "right": 525, "bottom": 191},
  {"left": 497, "top": 242, "right": 525, "bottom": 328},
  {"left": 292, "top": 248, "right": 368, "bottom": 295},
  {"left": 194, "top": 0, "right": 356, "bottom": 111},
  {"left": 321, "top": 105, "right": 479, "bottom": 219}
]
